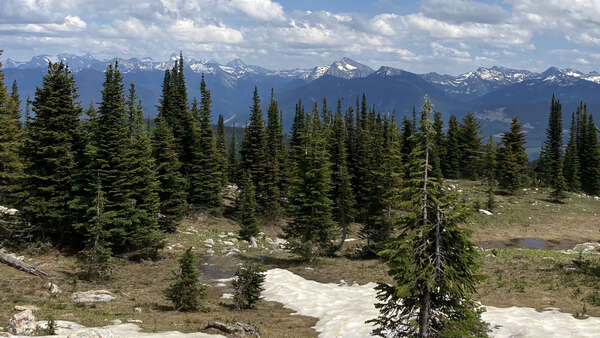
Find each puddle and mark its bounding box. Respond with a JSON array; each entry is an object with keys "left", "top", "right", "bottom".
[
  {"left": 198, "top": 255, "right": 240, "bottom": 280},
  {"left": 481, "top": 238, "right": 580, "bottom": 250}
]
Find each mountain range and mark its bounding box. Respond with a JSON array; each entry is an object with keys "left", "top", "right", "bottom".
[{"left": 3, "top": 53, "right": 600, "bottom": 154}]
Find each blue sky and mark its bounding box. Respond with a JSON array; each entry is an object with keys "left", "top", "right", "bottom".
[{"left": 1, "top": 0, "right": 600, "bottom": 75}]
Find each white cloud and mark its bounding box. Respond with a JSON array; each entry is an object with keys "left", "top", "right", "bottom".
[
  {"left": 169, "top": 19, "right": 244, "bottom": 44},
  {"left": 421, "top": 0, "right": 510, "bottom": 24},
  {"left": 228, "top": 0, "right": 285, "bottom": 22}
]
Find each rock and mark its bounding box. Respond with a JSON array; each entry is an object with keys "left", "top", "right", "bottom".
[
  {"left": 126, "top": 319, "right": 143, "bottom": 324},
  {"left": 206, "top": 249, "right": 215, "bottom": 256},
  {"left": 304, "top": 267, "right": 314, "bottom": 271},
  {"left": 8, "top": 309, "right": 38, "bottom": 336},
  {"left": 14, "top": 305, "right": 39, "bottom": 311},
  {"left": 47, "top": 281, "right": 61, "bottom": 294},
  {"left": 205, "top": 321, "right": 260, "bottom": 337},
  {"left": 204, "top": 238, "right": 215, "bottom": 246},
  {"left": 338, "top": 280, "right": 348, "bottom": 287},
  {"left": 478, "top": 209, "right": 493, "bottom": 216},
  {"left": 67, "top": 328, "right": 114, "bottom": 337},
  {"left": 72, "top": 290, "right": 116, "bottom": 303},
  {"left": 110, "top": 319, "right": 122, "bottom": 325},
  {"left": 222, "top": 241, "right": 234, "bottom": 246},
  {"left": 221, "top": 293, "right": 233, "bottom": 299},
  {"left": 0, "top": 205, "right": 18, "bottom": 215},
  {"left": 249, "top": 237, "right": 258, "bottom": 248},
  {"left": 134, "top": 307, "right": 142, "bottom": 313},
  {"left": 562, "top": 242, "right": 600, "bottom": 255}
]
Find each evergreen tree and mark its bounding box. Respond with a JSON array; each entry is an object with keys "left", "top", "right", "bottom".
[
  {"left": 289, "top": 100, "right": 306, "bottom": 163},
  {"left": 400, "top": 116, "right": 415, "bottom": 165},
  {"left": 188, "top": 76, "right": 222, "bottom": 210},
  {"left": 0, "top": 52, "right": 23, "bottom": 207},
  {"left": 445, "top": 115, "right": 461, "bottom": 179},
  {"left": 352, "top": 94, "right": 372, "bottom": 222},
  {"left": 227, "top": 125, "right": 239, "bottom": 185},
  {"left": 482, "top": 136, "right": 497, "bottom": 211},
  {"left": 329, "top": 105, "right": 356, "bottom": 250},
  {"left": 237, "top": 172, "right": 259, "bottom": 241},
  {"left": 152, "top": 117, "right": 188, "bottom": 232},
  {"left": 458, "top": 113, "right": 482, "bottom": 179},
  {"left": 164, "top": 248, "right": 207, "bottom": 312},
  {"left": 370, "top": 96, "right": 487, "bottom": 338},
  {"left": 543, "top": 95, "right": 566, "bottom": 201},
  {"left": 432, "top": 111, "right": 445, "bottom": 179},
  {"left": 240, "top": 88, "right": 268, "bottom": 209},
  {"left": 497, "top": 117, "right": 529, "bottom": 193},
  {"left": 564, "top": 112, "right": 581, "bottom": 191},
  {"left": 285, "top": 111, "right": 335, "bottom": 261},
  {"left": 232, "top": 262, "right": 266, "bottom": 310},
  {"left": 581, "top": 115, "right": 600, "bottom": 195},
  {"left": 216, "top": 114, "right": 228, "bottom": 186},
  {"left": 21, "top": 62, "right": 82, "bottom": 242},
  {"left": 263, "top": 90, "right": 286, "bottom": 218}
]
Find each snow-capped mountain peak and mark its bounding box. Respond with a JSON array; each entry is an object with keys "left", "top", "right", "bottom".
[{"left": 325, "top": 57, "right": 374, "bottom": 79}]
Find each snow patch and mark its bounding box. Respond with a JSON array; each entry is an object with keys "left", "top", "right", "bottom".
[{"left": 262, "top": 268, "right": 600, "bottom": 338}]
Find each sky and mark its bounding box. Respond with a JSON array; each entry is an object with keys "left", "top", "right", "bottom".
[{"left": 1, "top": 0, "right": 600, "bottom": 75}]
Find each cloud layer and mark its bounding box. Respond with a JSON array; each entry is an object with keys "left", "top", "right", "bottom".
[{"left": 1, "top": 0, "right": 599, "bottom": 74}]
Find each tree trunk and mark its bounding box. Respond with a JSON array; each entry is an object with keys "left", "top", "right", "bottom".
[
  {"left": 419, "top": 290, "right": 431, "bottom": 338},
  {"left": 0, "top": 249, "right": 49, "bottom": 278}
]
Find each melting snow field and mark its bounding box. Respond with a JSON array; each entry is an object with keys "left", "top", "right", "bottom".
[{"left": 262, "top": 268, "right": 600, "bottom": 338}]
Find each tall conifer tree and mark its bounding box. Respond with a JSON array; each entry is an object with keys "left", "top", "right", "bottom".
[
  {"left": 216, "top": 114, "right": 228, "bottom": 187},
  {"left": 497, "top": 117, "right": 529, "bottom": 193},
  {"left": 445, "top": 115, "right": 460, "bottom": 179},
  {"left": 564, "top": 112, "right": 581, "bottom": 191}
]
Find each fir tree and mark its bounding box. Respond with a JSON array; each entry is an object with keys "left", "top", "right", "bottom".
[
  {"left": 285, "top": 111, "right": 335, "bottom": 261},
  {"left": 21, "top": 62, "right": 82, "bottom": 242},
  {"left": 237, "top": 172, "right": 260, "bottom": 241},
  {"left": 152, "top": 117, "right": 188, "bottom": 232},
  {"left": 240, "top": 88, "right": 268, "bottom": 209},
  {"left": 482, "top": 136, "right": 497, "bottom": 211},
  {"left": 352, "top": 94, "right": 372, "bottom": 222},
  {"left": 227, "top": 125, "right": 239, "bottom": 185},
  {"left": 543, "top": 95, "right": 566, "bottom": 201},
  {"left": 329, "top": 105, "right": 356, "bottom": 250},
  {"left": 445, "top": 115, "right": 461, "bottom": 179},
  {"left": 432, "top": 111, "right": 445, "bottom": 179},
  {"left": 370, "top": 96, "right": 487, "bottom": 338},
  {"left": 581, "top": 115, "right": 600, "bottom": 195},
  {"left": 263, "top": 90, "right": 285, "bottom": 218},
  {"left": 232, "top": 262, "right": 266, "bottom": 310},
  {"left": 164, "top": 248, "right": 207, "bottom": 312},
  {"left": 216, "top": 114, "right": 228, "bottom": 187},
  {"left": 458, "top": 113, "right": 482, "bottom": 180},
  {"left": 0, "top": 52, "right": 23, "bottom": 207},
  {"left": 497, "top": 117, "right": 529, "bottom": 194},
  {"left": 188, "top": 76, "right": 222, "bottom": 210},
  {"left": 564, "top": 112, "right": 581, "bottom": 191}
]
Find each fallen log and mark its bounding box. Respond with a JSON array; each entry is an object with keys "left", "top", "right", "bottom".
[{"left": 0, "top": 248, "right": 50, "bottom": 278}]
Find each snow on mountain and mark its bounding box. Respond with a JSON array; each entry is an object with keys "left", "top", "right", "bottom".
[{"left": 325, "top": 57, "right": 374, "bottom": 79}]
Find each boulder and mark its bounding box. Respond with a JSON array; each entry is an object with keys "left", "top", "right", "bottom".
[
  {"left": 72, "top": 290, "right": 116, "bottom": 303},
  {"left": 14, "top": 305, "right": 39, "bottom": 311},
  {"left": 66, "top": 328, "right": 114, "bottom": 338},
  {"left": 205, "top": 321, "right": 260, "bottom": 337},
  {"left": 478, "top": 209, "right": 493, "bottom": 216},
  {"left": 249, "top": 237, "right": 258, "bottom": 248},
  {"left": 8, "top": 309, "right": 38, "bottom": 336},
  {"left": 47, "top": 281, "right": 61, "bottom": 294},
  {"left": 134, "top": 307, "right": 142, "bottom": 313}
]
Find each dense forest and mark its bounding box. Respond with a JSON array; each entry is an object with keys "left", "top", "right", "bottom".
[{"left": 1, "top": 51, "right": 600, "bottom": 336}]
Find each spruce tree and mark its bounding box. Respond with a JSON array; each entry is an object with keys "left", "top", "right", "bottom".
[
  {"left": 285, "top": 111, "right": 335, "bottom": 261},
  {"left": 445, "top": 115, "right": 461, "bottom": 179},
  {"left": 152, "top": 117, "right": 188, "bottom": 232},
  {"left": 216, "top": 114, "right": 228, "bottom": 187},
  {"left": 227, "top": 125, "right": 239, "bottom": 185},
  {"left": 482, "top": 136, "right": 497, "bottom": 210},
  {"left": 432, "top": 111, "right": 445, "bottom": 179},
  {"left": 21, "top": 62, "right": 82, "bottom": 242},
  {"left": 543, "top": 95, "right": 566, "bottom": 201},
  {"left": 232, "top": 262, "right": 266, "bottom": 310},
  {"left": 263, "top": 90, "right": 285, "bottom": 218},
  {"left": 496, "top": 117, "right": 529, "bottom": 194},
  {"left": 458, "top": 113, "right": 482, "bottom": 180},
  {"left": 0, "top": 53, "right": 23, "bottom": 207},
  {"left": 352, "top": 94, "right": 372, "bottom": 222},
  {"left": 237, "top": 172, "right": 259, "bottom": 241},
  {"left": 164, "top": 248, "right": 207, "bottom": 312},
  {"left": 329, "top": 105, "right": 356, "bottom": 250},
  {"left": 581, "top": 115, "right": 600, "bottom": 195},
  {"left": 188, "top": 76, "right": 222, "bottom": 210},
  {"left": 564, "top": 112, "right": 581, "bottom": 191},
  {"left": 240, "top": 88, "right": 268, "bottom": 209},
  {"left": 370, "top": 96, "right": 487, "bottom": 338}
]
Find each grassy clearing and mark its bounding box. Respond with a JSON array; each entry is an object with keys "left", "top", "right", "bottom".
[{"left": 1, "top": 182, "right": 600, "bottom": 335}]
